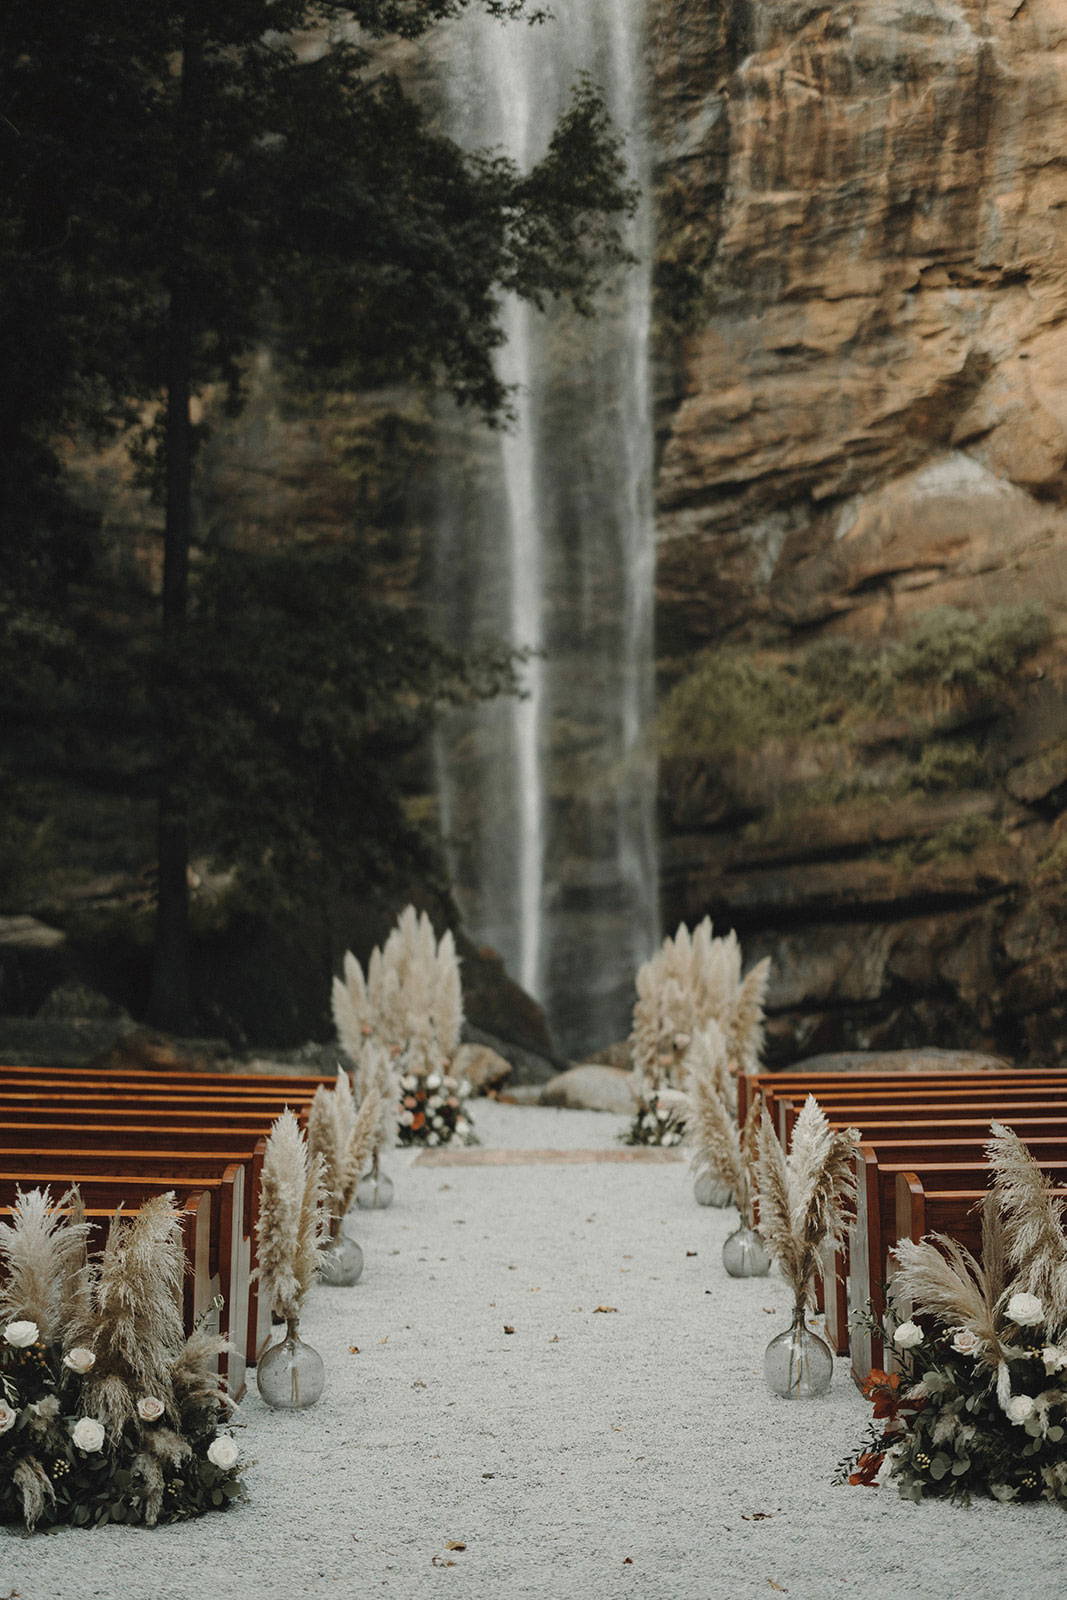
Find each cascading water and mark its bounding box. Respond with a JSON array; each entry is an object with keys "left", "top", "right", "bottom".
[{"left": 432, "top": 2, "right": 658, "bottom": 1058}]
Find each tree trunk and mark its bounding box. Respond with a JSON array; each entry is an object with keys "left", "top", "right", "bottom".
[{"left": 148, "top": 20, "right": 200, "bottom": 1032}]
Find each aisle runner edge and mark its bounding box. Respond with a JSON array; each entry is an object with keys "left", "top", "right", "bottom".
[{"left": 413, "top": 1147, "right": 686, "bottom": 1166}]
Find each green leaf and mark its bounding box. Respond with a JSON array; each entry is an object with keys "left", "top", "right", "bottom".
[{"left": 929, "top": 1454, "right": 952, "bottom": 1481}]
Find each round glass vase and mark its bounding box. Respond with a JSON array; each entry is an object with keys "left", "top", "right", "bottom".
[
  {"left": 256, "top": 1318, "right": 325, "bottom": 1410},
  {"left": 318, "top": 1224, "right": 364, "bottom": 1287},
  {"left": 722, "top": 1223, "right": 771, "bottom": 1278},
  {"left": 764, "top": 1298, "right": 834, "bottom": 1399},
  {"left": 693, "top": 1171, "right": 733, "bottom": 1208},
  {"left": 355, "top": 1164, "right": 394, "bottom": 1211}
]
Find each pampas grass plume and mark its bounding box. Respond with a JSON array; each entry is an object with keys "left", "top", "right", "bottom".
[{"left": 256, "top": 1109, "right": 327, "bottom": 1322}]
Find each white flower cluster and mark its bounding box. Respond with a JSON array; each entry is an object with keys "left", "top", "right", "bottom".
[
  {"left": 639, "top": 1103, "right": 683, "bottom": 1147},
  {"left": 396, "top": 1072, "right": 473, "bottom": 1146}
]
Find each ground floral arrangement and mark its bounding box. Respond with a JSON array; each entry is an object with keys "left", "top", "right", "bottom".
[
  {"left": 622, "top": 1093, "right": 685, "bottom": 1148},
  {"left": 0, "top": 1191, "right": 245, "bottom": 1532},
  {"left": 838, "top": 1123, "right": 1067, "bottom": 1506},
  {"left": 397, "top": 1072, "right": 476, "bottom": 1148}
]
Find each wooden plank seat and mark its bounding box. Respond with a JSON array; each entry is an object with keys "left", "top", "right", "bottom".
[
  {"left": 0, "top": 1148, "right": 260, "bottom": 1386},
  {"left": 848, "top": 1148, "right": 1067, "bottom": 1380},
  {"left": 824, "top": 1110, "right": 1067, "bottom": 1355},
  {"left": 0, "top": 1169, "right": 246, "bottom": 1397},
  {"left": 0, "top": 1190, "right": 214, "bottom": 1351},
  {"left": 0, "top": 1064, "right": 330, "bottom": 1091},
  {"left": 0, "top": 1122, "right": 274, "bottom": 1364},
  {"left": 739, "top": 1070, "right": 1067, "bottom": 1126},
  {"left": 774, "top": 1090, "right": 1067, "bottom": 1145}
]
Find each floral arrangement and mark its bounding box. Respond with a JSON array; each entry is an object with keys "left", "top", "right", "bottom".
[
  {"left": 255, "top": 1110, "right": 327, "bottom": 1324},
  {"left": 684, "top": 1023, "right": 762, "bottom": 1223},
  {"left": 397, "top": 1071, "right": 475, "bottom": 1148},
  {"left": 629, "top": 918, "right": 770, "bottom": 1132},
  {"left": 757, "top": 1096, "right": 857, "bottom": 1306},
  {"left": 307, "top": 1069, "right": 383, "bottom": 1230},
  {"left": 622, "top": 1091, "right": 687, "bottom": 1148},
  {"left": 332, "top": 907, "right": 475, "bottom": 1146},
  {"left": 0, "top": 1189, "right": 243, "bottom": 1532},
  {"left": 839, "top": 1123, "right": 1067, "bottom": 1504}
]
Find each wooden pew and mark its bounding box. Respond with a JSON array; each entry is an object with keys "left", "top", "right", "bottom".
[
  {"left": 0, "top": 1122, "right": 273, "bottom": 1363},
  {"left": 0, "top": 1148, "right": 260, "bottom": 1389},
  {"left": 0, "top": 1190, "right": 214, "bottom": 1344},
  {"left": 739, "top": 1069, "right": 1067, "bottom": 1126},
  {"left": 775, "top": 1090, "right": 1067, "bottom": 1145},
  {"left": 0, "top": 1064, "right": 329, "bottom": 1092}
]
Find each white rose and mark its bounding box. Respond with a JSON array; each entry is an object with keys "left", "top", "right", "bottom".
[
  {"left": 401, "top": 1075, "right": 416, "bottom": 1091},
  {"left": 207, "top": 1434, "right": 239, "bottom": 1469},
  {"left": 1042, "top": 1346, "right": 1067, "bottom": 1375},
  {"left": 4, "top": 1320, "right": 39, "bottom": 1348},
  {"left": 951, "top": 1328, "right": 980, "bottom": 1356},
  {"left": 63, "top": 1347, "right": 96, "bottom": 1374},
  {"left": 1006, "top": 1394, "right": 1036, "bottom": 1425},
  {"left": 71, "top": 1417, "right": 106, "bottom": 1452},
  {"left": 398, "top": 1110, "right": 413, "bottom": 1127},
  {"left": 1007, "top": 1293, "right": 1045, "bottom": 1327},
  {"left": 455, "top": 1118, "right": 469, "bottom": 1134},
  {"left": 0, "top": 1403, "right": 16, "bottom": 1435},
  {"left": 137, "top": 1396, "right": 165, "bottom": 1422},
  {"left": 426, "top": 1074, "right": 441, "bottom": 1091},
  {"left": 893, "top": 1321, "right": 924, "bottom": 1350},
  {"left": 641, "top": 1114, "right": 656, "bottom": 1131},
  {"left": 427, "top": 1132, "right": 439, "bottom": 1146}
]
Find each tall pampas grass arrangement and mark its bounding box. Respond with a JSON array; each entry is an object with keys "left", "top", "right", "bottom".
[
  {"left": 254, "top": 1110, "right": 329, "bottom": 1409},
  {"left": 627, "top": 919, "right": 771, "bottom": 1144},
  {"left": 684, "top": 1023, "right": 760, "bottom": 1223},
  {"left": 842, "top": 1125, "right": 1067, "bottom": 1503},
  {"left": 757, "top": 1096, "right": 857, "bottom": 1307},
  {"left": 0, "top": 1189, "right": 244, "bottom": 1531}
]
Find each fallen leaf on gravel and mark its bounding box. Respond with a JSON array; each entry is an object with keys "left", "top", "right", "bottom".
[
  {"left": 548, "top": 1335, "right": 560, "bottom": 1343},
  {"left": 503, "top": 1325, "right": 515, "bottom": 1334},
  {"left": 413, "top": 1379, "right": 427, "bottom": 1388},
  {"left": 742, "top": 1512, "right": 774, "bottom": 1521},
  {"left": 623, "top": 1558, "right": 633, "bottom": 1565},
  {"left": 482, "top": 1473, "right": 495, "bottom": 1479},
  {"left": 767, "top": 1581, "right": 787, "bottom": 1593},
  {"left": 445, "top": 1541, "right": 466, "bottom": 1551},
  {"left": 439, "top": 1183, "right": 452, "bottom": 1191},
  {"left": 379, "top": 1336, "right": 389, "bottom": 1345},
  {"left": 686, "top": 1250, "right": 698, "bottom": 1257},
  {"left": 762, "top": 1307, "right": 778, "bottom": 1315},
  {"left": 348, "top": 1346, "right": 360, "bottom": 1355},
  {"left": 594, "top": 1305, "right": 618, "bottom": 1314},
  {"left": 528, "top": 1286, "right": 541, "bottom": 1292},
  {"left": 431, "top": 1556, "right": 456, "bottom": 1568}
]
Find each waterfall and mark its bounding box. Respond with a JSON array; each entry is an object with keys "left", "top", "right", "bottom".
[{"left": 432, "top": 1, "right": 658, "bottom": 1058}]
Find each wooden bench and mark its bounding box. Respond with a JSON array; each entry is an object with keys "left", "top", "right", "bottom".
[
  {"left": 739, "top": 1070, "right": 1067, "bottom": 1128},
  {"left": 0, "top": 1190, "right": 214, "bottom": 1344}
]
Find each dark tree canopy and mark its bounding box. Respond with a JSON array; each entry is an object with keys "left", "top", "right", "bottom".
[{"left": 0, "top": 0, "right": 634, "bottom": 1037}]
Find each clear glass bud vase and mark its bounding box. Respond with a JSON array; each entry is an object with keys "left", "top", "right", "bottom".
[
  {"left": 256, "top": 1318, "right": 325, "bottom": 1410},
  {"left": 318, "top": 1223, "right": 364, "bottom": 1287},
  {"left": 355, "top": 1159, "right": 394, "bottom": 1211},
  {"left": 764, "top": 1297, "right": 834, "bottom": 1399},
  {"left": 722, "top": 1223, "right": 771, "bottom": 1278},
  {"left": 693, "top": 1171, "right": 733, "bottom": 1208}
]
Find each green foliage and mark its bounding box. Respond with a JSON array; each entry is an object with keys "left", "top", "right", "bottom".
[{"left": 659, "top": 651, "right": 829, "bottom": 760}]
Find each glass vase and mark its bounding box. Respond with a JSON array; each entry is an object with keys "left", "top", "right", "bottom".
[
  {"left": 764, "top": 1297, "right": 834, "bottom": 1399},
  {"left": 722, "top": 1223, "right": 771, "bottom": 1278},
  {"left": 256, "top": 1318, "right": 325, "bottom": 1410},
  {"left": 355, "top": 1165, "right": 394, "bottom": 1210},
  {"left": 318, "top": 1226, "right": 364, "bottom": 1287},
  {"left": 694, "top": 1170, "right": 733, "bottom": 1207}
]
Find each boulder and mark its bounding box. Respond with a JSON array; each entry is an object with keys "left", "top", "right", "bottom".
[
  {"left": 461, "top": 1024, "right": 562, "bottom": 1087},
  {"left": 453, "top": 1042, "right": 511, "bottom": 1093},
  {"left": 539, "top": 1064, "right": 637, "bottom": 1114},
  {"left": 89, "top": 1029, "right": 230, "bottom": 1074}
]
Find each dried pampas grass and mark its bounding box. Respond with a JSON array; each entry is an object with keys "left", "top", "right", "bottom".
[
  {"left": 255, "top": 1109, "right": 327, "bottom": 1323},
  {"left": 986, "top": 1121, "right": 1067, "bottom": 1324},
  {"left": 684, "top": 1024, "right": 758, "bottom": 1223},
  {"left": 891, "top": 1229, "right": 1005, "bottom": 1360},
  {"left": 66, "top": 1194, "right": 187, "bottom": 1438},
  {"left": 0, "top": 1186, "right": 91, "bottom": 1341},
  {"left": 757, "top": 1096, "right": 857, "bottom": 1306},
  {"left": 332, "top": 907, "right": 465, "bottom": 1083}
]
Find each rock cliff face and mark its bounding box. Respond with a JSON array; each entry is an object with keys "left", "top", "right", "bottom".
[{"left": 650, "top": 0, "right": 1067, "bottom": 1063}]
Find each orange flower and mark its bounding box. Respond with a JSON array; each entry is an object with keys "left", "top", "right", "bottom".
[
  {"left": 411, "top": 1112, "right": 425, "bottom": 1131},
  {"left": 403, "top": 1096, "right": 417, "bottom": 1109},
  {"left": 862, "top": 1370, "right": 925, "bottom": 1421},
  {"left": 848, "top": 1451, "right": 884, "bottom": 1487}
]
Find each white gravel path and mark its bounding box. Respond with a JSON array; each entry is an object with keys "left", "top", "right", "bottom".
[{"left": 4, "top": 1102, "right": 1064, "bottom": 1600}]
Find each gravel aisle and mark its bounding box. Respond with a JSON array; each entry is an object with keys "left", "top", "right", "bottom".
[{"left": 4, "top": 1104, "right": 1063, "bottom": 1600}]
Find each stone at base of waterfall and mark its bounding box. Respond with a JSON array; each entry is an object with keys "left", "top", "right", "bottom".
[
  {"left": 782, "top": 1047, "right": 1013, "bottom": 1075},
  {"left": 538, "top": 1064, "right": 637, "bottom": 1114},
  {"left": 453, "top": 1041, "right": 511, "bottom": 1092}
]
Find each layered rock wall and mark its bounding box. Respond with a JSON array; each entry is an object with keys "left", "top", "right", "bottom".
[{"left": 651, "top": 0, "right": 1067, "bottom": 1062}]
